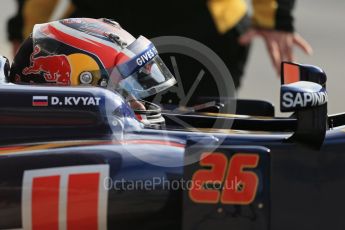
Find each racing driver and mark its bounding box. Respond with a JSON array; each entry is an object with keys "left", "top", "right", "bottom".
[{"left": 8, "top": 18, "right": 177, "bottom": 111}]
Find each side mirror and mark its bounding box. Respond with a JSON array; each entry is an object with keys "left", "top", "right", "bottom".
[{"left": 281, "top": 62, "right": 328, "bottom": 149}]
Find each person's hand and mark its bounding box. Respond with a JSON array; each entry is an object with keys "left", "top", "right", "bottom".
[{"left": 239, "top": 29, "right": 313, "bottom": 75}]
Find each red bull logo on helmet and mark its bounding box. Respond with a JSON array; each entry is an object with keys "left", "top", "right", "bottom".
[{"left": 22, "top": 46, "right": 71, "bottom": 85}]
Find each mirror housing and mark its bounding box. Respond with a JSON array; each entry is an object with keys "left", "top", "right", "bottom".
[
  {"left": 282, "top": 62, "right": 327, "bottom": 86},
  {"left": 281, "top": 81, "right": 328, "bottom": 112},
  {"left": 281, "top": 62, "right": 328, "bottom": 149}
]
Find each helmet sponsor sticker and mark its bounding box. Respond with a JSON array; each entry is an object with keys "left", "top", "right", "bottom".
[
  {"left": 118, "top": 43, "right": 158, "bottom": 77},
  {"left": 136, "top": 45, "right": 158, "bottom": 67}
]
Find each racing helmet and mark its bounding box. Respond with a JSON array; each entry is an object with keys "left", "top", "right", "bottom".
[{"left": 9, "top": 18, "right": 176, "bottom": 100}]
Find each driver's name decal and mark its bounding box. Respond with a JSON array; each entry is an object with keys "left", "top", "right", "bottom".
[
  {"left": 52, "top": 96, "right": 102, "bottom": 106},
  {"left": 32, "top": 96, "right": 102, "bottom": 106}
]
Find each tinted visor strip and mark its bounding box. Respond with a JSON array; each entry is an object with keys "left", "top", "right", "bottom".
[{"left": 117, "top": 43, "right": 158, "bottom": 78}]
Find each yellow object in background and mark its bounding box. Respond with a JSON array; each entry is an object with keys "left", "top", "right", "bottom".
[
  {"left": 208, "top": 0, "right": 279, "bottom": 34},
  {"left": 23, "top": 0, "right": 74, "bottom": 38},
  {"left": 252, "top": 0, "right": 277, "bottom": 29},
  {"left": 207, "top": 0, "right": 248, "bottom": 34}
]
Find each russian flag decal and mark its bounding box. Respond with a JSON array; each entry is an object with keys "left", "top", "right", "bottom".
[{"left": 32, "top": 96, "right": 48, "bottom": 107}]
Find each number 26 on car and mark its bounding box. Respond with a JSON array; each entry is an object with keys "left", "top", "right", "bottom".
[{"left": 189, "top": 152, "right": 259, "bottom": 205}]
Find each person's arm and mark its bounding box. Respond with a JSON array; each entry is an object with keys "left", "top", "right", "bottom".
[
  {"left": 252, "top": 0, "right": 294, "bottom": 32},
  {"left": 22, "top": 0, "right": 59, "bottom": 38},
  {"left": 22, "top": 0, "right": 75, "bottom": 38},
  {"left": 239, "top": 0, "right": 313, "bottom": 74},
  {"left": 7, "top": 0, "right": 25, "bottom": 56},
  {"left": 207, "top": 0, "right": 248, "bottom": 34}
]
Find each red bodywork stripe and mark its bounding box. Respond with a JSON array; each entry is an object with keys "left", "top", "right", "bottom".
[
  {"left": 0, "top": 115, "right": 94, "bottom": 126},
  {"left": 124, "top": 139, "right": 185, "bottom": 148},
  {"left": 0, "top": 139, "right": 185, "bottom": 155},
  {"left": 32, "top": 176, "right": 60, "bottom": 230},
  {"left": 67, "top": 173, "right": 99, "bottom": 230},
  {"left": 0, "top": 146, "right": 27, "bottom": 151}
]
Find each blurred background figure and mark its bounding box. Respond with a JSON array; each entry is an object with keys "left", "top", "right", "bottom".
[
  {"left": 2, "top": 0, "right": 345, "bottom": 114},
  {"left": 7, "top": 0, "right": 73, "bottom": 57},
  {"left": 7, "top": 0, "right": 24, "bottom": 56},
  {"left": 7, "top": 0, "right": 311, "bottom": 87}
]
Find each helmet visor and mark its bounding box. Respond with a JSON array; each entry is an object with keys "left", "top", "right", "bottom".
[{"left": 110, "top": 36, "right": 176, "bottom": 99}]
